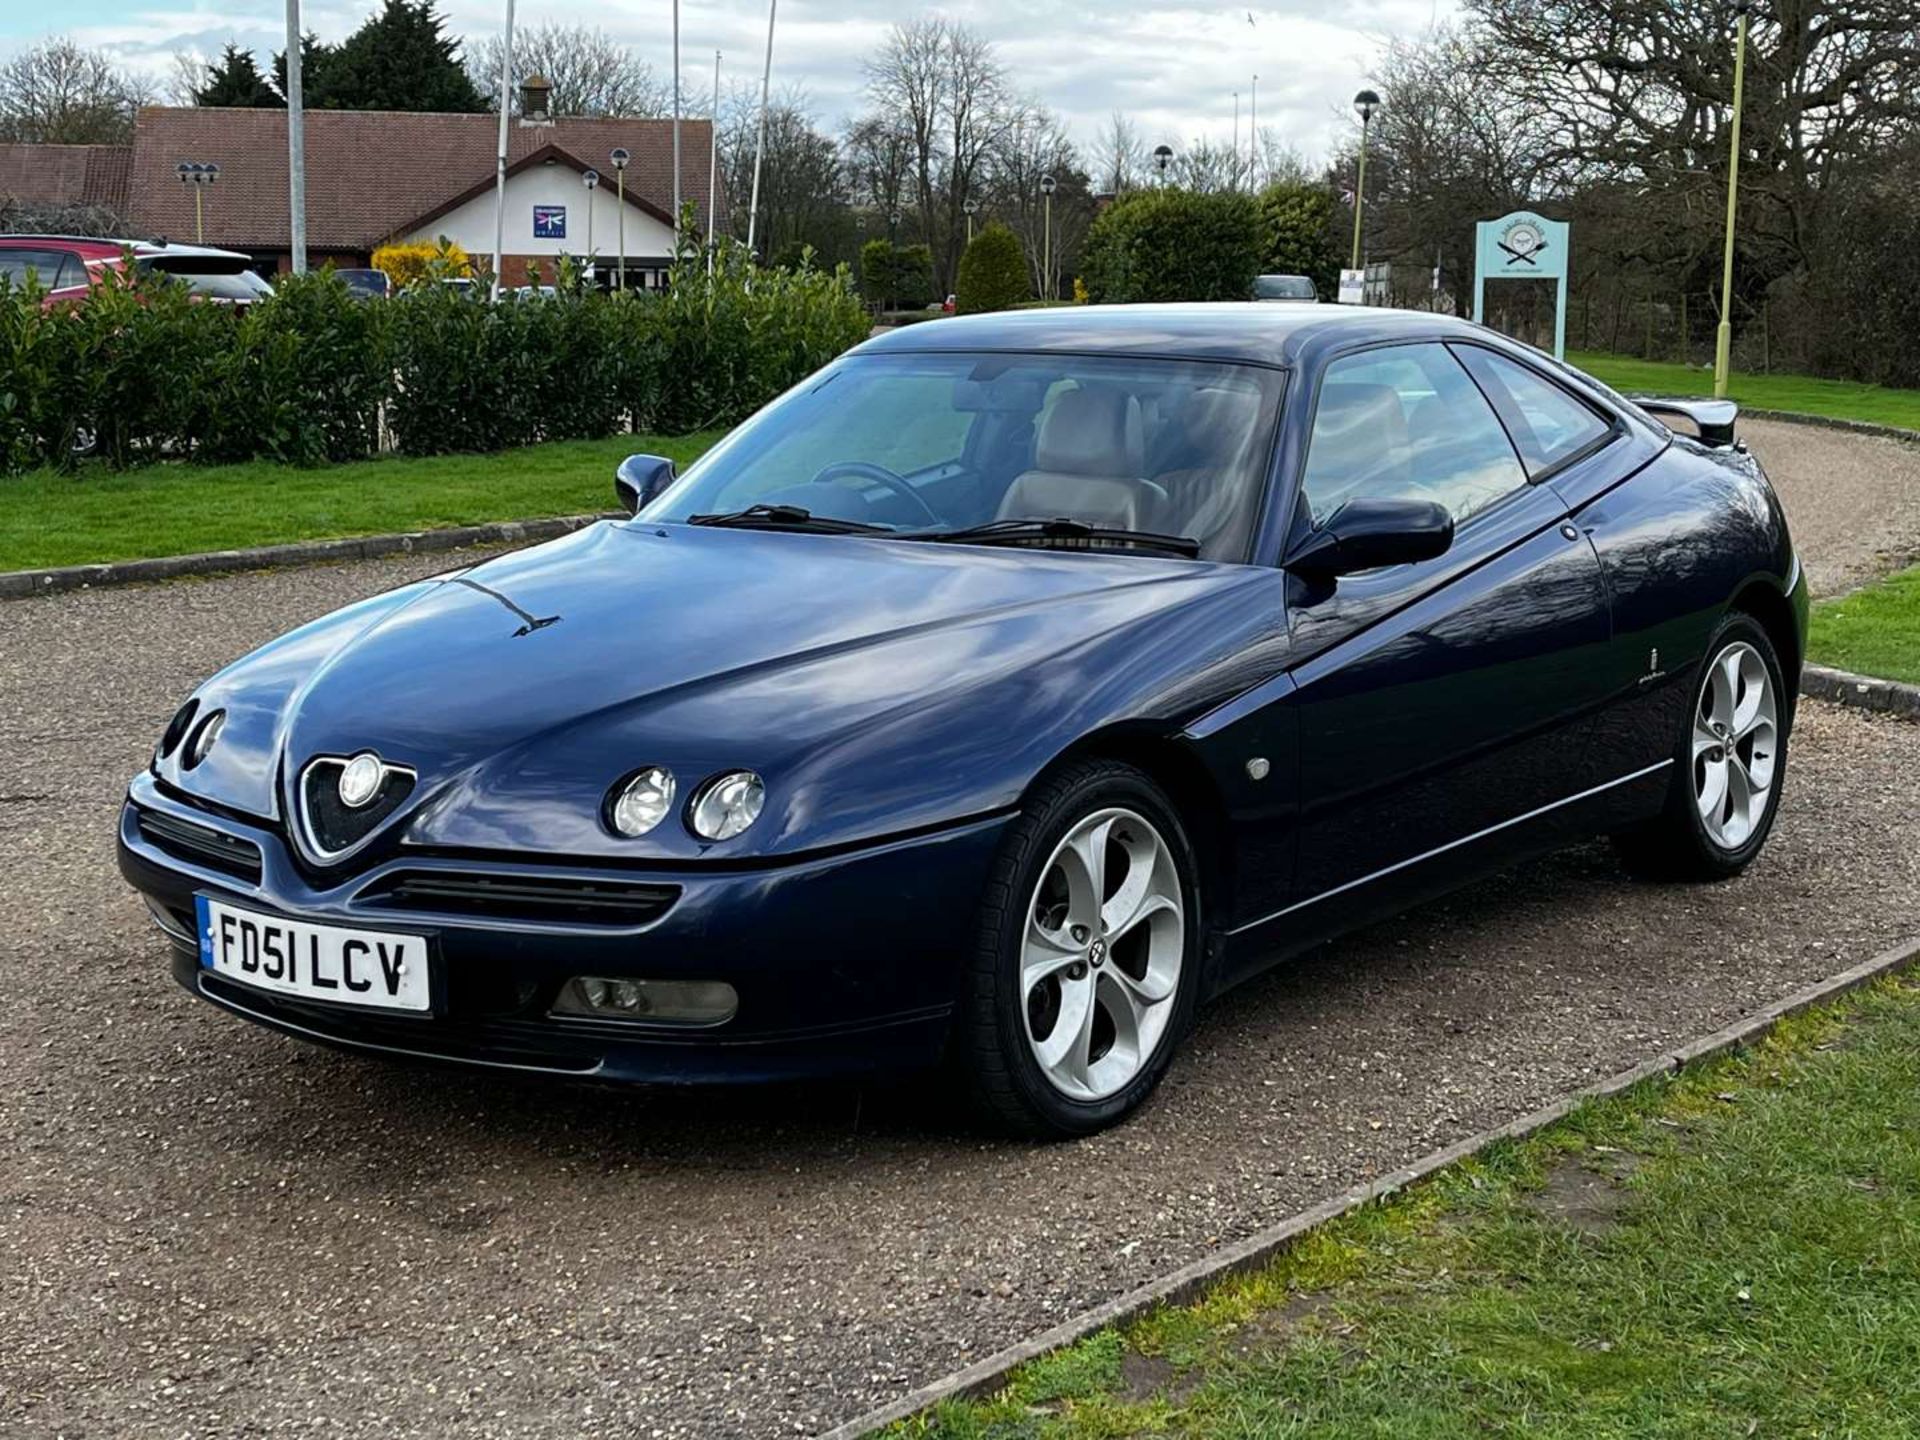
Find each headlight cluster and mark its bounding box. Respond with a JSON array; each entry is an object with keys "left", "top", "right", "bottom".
[
  {"left": 155, "top": 698, "right": 226, "bottom": 771},
  {"left": 607, "top": 767, "right": 766, "bottom": 842}
]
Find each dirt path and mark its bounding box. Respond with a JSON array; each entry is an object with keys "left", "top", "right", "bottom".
[{"left": 1742, "top": 417, "right": 1920, "bottom": 595}]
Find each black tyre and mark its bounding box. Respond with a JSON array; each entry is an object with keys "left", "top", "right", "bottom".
[
  {"left": 959, "top": 759, "right": 1202, "bottom": 1139},
  {"left": 1614, "top": 612, "right": 1789, "bottom": 881}
]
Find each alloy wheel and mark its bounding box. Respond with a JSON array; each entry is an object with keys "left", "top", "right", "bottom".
[
  {"left": 1693, "top": 639, "right": 1778, "bottom": 851},
  {"left": 1020, "top": 807, "right": 1184, "bottom": 1101}
]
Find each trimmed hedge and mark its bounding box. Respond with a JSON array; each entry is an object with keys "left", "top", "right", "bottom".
[
  {"left": 1079, "top": 188, "right": 1265, "bottom": 304},
  {"left": 955, "top": 224, "right": 1030, "bottom": 314},
  {"left": 0, "top": 238, "right": 869, "bottom": 474}
]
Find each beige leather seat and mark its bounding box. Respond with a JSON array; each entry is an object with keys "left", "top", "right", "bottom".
[
  {"left": 1154, "top": 386, "right": 1264, "bottom": 551},
  {"left": 996, "top": 388, "right": 1157, "bottom": 528}
]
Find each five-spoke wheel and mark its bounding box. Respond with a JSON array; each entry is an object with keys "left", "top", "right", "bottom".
[{"left": 962, "top": 760, "right": 1199, "bottom": 1137}]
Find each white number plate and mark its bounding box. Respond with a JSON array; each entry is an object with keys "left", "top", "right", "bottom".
[{"left": 196, "top": 896, "right": 431, "bottom": 1012}]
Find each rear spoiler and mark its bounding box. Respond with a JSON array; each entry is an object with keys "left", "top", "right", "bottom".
[{"left": 1632, "top": 395, "right": 1739, "bottom": 449}]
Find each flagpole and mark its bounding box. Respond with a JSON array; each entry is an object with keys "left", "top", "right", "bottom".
[
  {"left": 285, "top": 0, "right": 306, "bottom": 273},
  {"left": 671, "top": 0, "right": 682, "bottom": 236},
  {"left": 746, "top": 0, "right": 777, "bottom": 262},
  {"left": 490, "top": 0, "right": 514, "bottom": 300}
]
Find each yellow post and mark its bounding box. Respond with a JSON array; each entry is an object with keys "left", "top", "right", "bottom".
[
  {"left": 194, "top": 185, "right": 204, "bottom": 244},
  {"left": 1713, "top": 4, "right": 1750, "bottom": 399}
]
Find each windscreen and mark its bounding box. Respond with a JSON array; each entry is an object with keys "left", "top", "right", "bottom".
[
  {"left": 647, "top": 351, "right": 1284, "bottom": 562},
  {"left": 139, "top": 257, "right": 274, "bottom": 302},
  {"left": 1254, "top": 275, "right": 1316, "bottom": 300}
]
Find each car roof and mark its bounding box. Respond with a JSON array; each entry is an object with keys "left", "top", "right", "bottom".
[
  {"left": 0, "top": 234, "right": 254, "bottom": 264},
  {"left": 852, "top": 302, "right": 1494, "bottom": 369}
]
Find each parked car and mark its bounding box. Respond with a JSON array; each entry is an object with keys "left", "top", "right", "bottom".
[
  {"left": 332, "top": 267, "right": 391, "bottom": 300},
  {"left": 1254, "top": 273, "right": 1319, "bottom": 302},
  {"left": 119, "top": 304, "right": 1805, "bottom": 1137},
  {"left": 0, "top": 235, "right": 273, "bottom": 307}
]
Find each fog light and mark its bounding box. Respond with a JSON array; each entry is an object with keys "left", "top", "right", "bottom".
[{"left": 552, "top": 976, "right": 738, "bottom": 1025}]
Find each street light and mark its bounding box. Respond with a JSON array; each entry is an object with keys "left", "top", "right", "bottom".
[
  {"left": 964, "top": 197, "right": 979, "bottom": 245},
  {"left": 582, "top": 169, "right": 599, "bottom": 284},
  {"left": 1714, "top": 1, "right": 1753, "bottom": 399},
  {"left": 1152, "top": 144, "right": 1173, "bottom": 186},
  {"left": 176, "top": 161, "right": 219, "bottom": 244},
  {"left": 1039, "top": 174, "right": 1057, "bottom": 301},
  {"left": 610, "top": 147, "right": 630, "bottom": 291},
  {"left": 1351, "top": 89, "right": 1380, "bottom": 272}
]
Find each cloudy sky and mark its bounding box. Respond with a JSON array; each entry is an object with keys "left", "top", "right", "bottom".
[{"left": 2, "top": 0, "right": 1454, "bottom": 162}]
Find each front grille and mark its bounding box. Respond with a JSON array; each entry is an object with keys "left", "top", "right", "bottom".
[
  {"left": 357, "top": 870, "right": 679, "bottom": 927},
  {"left": 298, "top": 758, "right": 415, "bottom": 860},
  {"left": 135, "top": 807, "right": 263, "bottom": 883}
]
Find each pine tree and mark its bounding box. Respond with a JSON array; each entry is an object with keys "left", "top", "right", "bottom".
[
  {"left": 271, "top": 34, "right": 335, "bottom": 109},
  {"left": 322, "top": 0, "right": 485, "bottom": 112},
  {"left": 195, "top": 44, "right": 282, "bottom": 107}
]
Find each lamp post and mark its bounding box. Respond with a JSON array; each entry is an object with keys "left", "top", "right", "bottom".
[
  {"left": 1350, "top": 89, "right": 1380, "bottom": 272},
  {"left": 888, "top": 209, "right": 901, "bottom": 311},
  {"left": 964, "top": 197, "right": 979, "bottom": 245},
  {"left": 1714, "top": 1, "right": 1753, "bottom": 399},
  {"left": 176, "top": 162, "right": 219, "bottom": 243},
  {"left": 610, "top": 147, "right": 630, "bottom": 291},
  {"left": 1152, "top": 144, "right": 1173, "bottom": 186},
  {"left": 1039, "top": 174, "right": 1056, "bottom": 300},
  {"left": 582, "top": 169, "right": 599, "bottom": 283}
]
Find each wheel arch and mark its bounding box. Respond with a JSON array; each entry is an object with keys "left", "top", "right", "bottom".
[
  {"left": 1035, "top": 723, "right": 1239, "bottom": 948},
  {"left": 1729, "top": 578, "right": 1801, "bottom": 721}
]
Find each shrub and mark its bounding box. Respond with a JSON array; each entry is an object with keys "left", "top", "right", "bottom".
[
  {"left": 955, "top": 224, "right": 1029, "bottom": 314},
  {"left": 1079, "top": 189, "right": 1264, "bottom": 304},
  {"left": 1257, "top": 182, "right": 1340, "bottom": 298},
  {"left": 860, "top": 239, "right": 935, "bottom": 309},
  {"left": 372, "top": 237, "right": 470, "bottom": 288}
]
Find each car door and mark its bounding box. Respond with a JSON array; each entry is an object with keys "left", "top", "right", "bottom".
[{"left": 1275, "top": 340, "right": 1618, "bottom": 928}]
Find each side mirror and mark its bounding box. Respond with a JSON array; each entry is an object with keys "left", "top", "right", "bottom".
[
  {"left": 1283, "top": 497, "right": 1454, "bottom": 580},
  {"left": 615, "top": 454, "right": 676, "bottom": 516}
]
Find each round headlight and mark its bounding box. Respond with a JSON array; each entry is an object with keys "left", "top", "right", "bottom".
[
  {"left": 689, "top": 770, "right": 765, "bottom": 841},
  {"left": 183, "top": 709, "right": 225, "bottom": 769},
  {"left": 609, "top": 766, "right": 675, "bottom": 837},
  {"left": 157, "top": 698, "right": 199, "bottom": 760}
]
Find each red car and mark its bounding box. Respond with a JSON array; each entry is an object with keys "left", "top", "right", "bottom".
[{"left": 0, "top": 235, "right": 274, "bottom": 308}]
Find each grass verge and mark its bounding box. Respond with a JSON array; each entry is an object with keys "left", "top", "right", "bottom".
[
  {"left": 888, "top": 977, "right": 1920, "bottom": 1438},
  {"left": 1809, "top": 565, "right": 1920, "bottom": 686},
  {"left": 0, "top": 432, "right": 724, "bottom": 573},
  {"left": 1572, "top": 352, "right": 1920, "bottom": 432}
]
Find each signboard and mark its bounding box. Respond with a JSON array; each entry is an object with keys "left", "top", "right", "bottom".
[
  {"left": 532, "top": 205, "right": 567, "bottom": 240},
  {"left": 1337, "top": 268, "right": 1365, "bottom": 305},
  {"left": 1472, "top": 209, "right": 1570, "bottom": 359}
]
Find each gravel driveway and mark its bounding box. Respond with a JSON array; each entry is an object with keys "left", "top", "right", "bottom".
[
  {"left": 4, "top": 419, "right": 1919, "bottom": 1439},
  {"left": 1743, "top": 417, "right": 1920, "bottom": 594}
]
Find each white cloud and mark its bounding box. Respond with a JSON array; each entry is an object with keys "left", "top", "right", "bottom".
[{"left": 22, "top": 0, "right": 1455, "bottom": 164}]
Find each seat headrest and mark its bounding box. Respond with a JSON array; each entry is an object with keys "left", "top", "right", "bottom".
[
  {"left": 1181, "top": 386, "right": 1262, "bottom": 462},
  {"left": 1308, "top": 383, "right": 1409, "bottom": 489},
  {"left": 1035, "top": 388, "right": 1143, "bottom": 476}
]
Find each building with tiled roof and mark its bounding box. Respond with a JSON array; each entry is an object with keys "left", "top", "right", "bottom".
[{"left": 5, "top": 106, "right": 720, "bottom": 288}]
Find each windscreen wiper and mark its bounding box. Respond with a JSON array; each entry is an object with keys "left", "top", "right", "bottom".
[
  {"left": 900, "top": 516, "right": 1201, "bottom": 558},
  {"left": 685, "top": 503, "right": 895, "bottom": 535}
]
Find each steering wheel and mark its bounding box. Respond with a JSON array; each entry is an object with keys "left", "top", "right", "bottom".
[{"left": 809, "top": 461, "right": 941, "bottom": 526}]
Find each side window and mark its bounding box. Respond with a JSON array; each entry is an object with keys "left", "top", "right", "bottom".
[
  {"left": 0, "top": 249, "right": 71, "bottom": 287},
  {"left": 1454, "top": 347, "right": 1613, "bottom": 476},
  {"left": 1300, "top": 343, "right": 1526, "bottom": 528}
]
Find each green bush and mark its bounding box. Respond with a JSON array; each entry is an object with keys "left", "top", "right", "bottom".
[
  {"left": 860, "top": 239, "right": 935, "bottom": 309},
  {"left": 1079, "top": 188, "right": 1264, "bottom": 304},
  {"left": 0, "top": 238, "right": 870, "bottom": 474},
  {"left": 955, "top": 224, "right": 1029, "bottom": 314},
  {"left": 1257, "top": 182, "right": 1340, "bottom": 298}
]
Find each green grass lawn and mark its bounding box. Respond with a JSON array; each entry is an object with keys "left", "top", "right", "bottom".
[
  {"left": 893, "top": 978, "right": 1920, "bottom": 1438},
  {"left": 1809, "top": 565, "right": 1920, "bottom": 686},
  {"left": 1571, "top": 351, "right": 1920, "bottom": 431},
  {"left": 0, "top": 432, "right": 724, "bottom": 572}
]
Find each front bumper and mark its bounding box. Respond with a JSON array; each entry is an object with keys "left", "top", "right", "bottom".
[{"left": 118, "top": 772, "right": 1009, "bottom": 1083}]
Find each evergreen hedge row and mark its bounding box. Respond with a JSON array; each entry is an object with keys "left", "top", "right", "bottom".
[{"left": 0, "top": 239, "right": 870, "bottom": 474}]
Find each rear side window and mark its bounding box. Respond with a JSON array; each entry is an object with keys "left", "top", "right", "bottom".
[
  {"left": 0, "top": 248, "right": 79, "bottom": 289},
  {"left": 1454, "top": 347, "right": 1612, "bottom": 477},
  {"left": 1300, "top": 343, "right": 1527, "bottom": 529}
]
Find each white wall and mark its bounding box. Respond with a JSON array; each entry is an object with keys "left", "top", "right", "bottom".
[{"left": 405, "top": 163, "right": 677, "bottom": 262}]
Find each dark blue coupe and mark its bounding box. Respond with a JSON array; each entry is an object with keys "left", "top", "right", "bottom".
[{"left": 120, "top": 305, "right": 1806, "bottom": 1136}]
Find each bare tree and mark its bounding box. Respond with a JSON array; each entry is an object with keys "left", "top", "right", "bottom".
[
  {"left": 465, "top": 22, "right": 668, "bottom": 117},
  {"left": 860, "top": 17, "right": 1016, "bottom": 291},
  {"left": 166, "top": 50, "right": 207, "bottom": 107},
  {"left": 1091, "top": 110, "right": 1145, "bottom": 194},
  {"left": 986, "top": 104, "right": 1085, "bottom": 295},
  {"left": 843, "top": 111, "right": 914, "bottom": 222},
  {"left": 715, "top": 82, "right": 845, "bottom": 261},
  {"left": 0, "top": 37, "right": 152, "bottom": 144}
]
